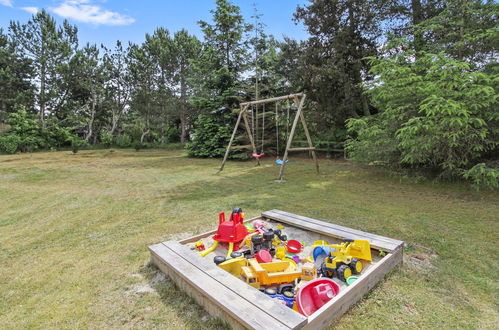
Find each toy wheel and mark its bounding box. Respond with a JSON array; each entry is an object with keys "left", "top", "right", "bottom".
[
  {"left": 350, "top": 258, "right": 363, "bottom": 274},
  {"left": 213, "top": 256, "right": 226, "bottom": 265},
  {"left": 230, "top": 251, "right": 242, "bottom": 258},
  {"left": 264, "top": 287, "right": 277, "bottom": 295},
  {"left": 337, "top": 264, "right": 352, "bottom": 282},
  {"left": 252, "top": 235, "right": 263, "bottom": 244},
  {"left": 280, "top": 234, "right": 288, "bottom": 241},
  {"left": 282, "top": 290, "right": 294, "bottom": 298},
  {"left": 320, "top": 262, "right": 334, "bottom": 278},
  {"left": 263, "top": 231, "right": 274, "bottom": 240}
]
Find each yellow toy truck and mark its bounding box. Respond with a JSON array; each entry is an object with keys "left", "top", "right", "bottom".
[
  {"left": 240, "top": 259, "right": 301, "bottom": 289},
  {"left": 320, "top": 239, "right": 372, "bottom": 282}
]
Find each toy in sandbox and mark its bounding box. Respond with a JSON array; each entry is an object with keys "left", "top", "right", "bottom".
[
  {"left": 317, "top": 239, "right": 372, "bottom": 282},
  {"left": 199, "top": 210, "right": 372, "bottom": 316},
  {"left": 199, "top": 208, "right": 248, "bottom": 258}
]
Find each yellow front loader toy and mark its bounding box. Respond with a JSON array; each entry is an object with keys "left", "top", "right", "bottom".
[{"left": 320, "top": 239, "right": 372, "bottom": 282}]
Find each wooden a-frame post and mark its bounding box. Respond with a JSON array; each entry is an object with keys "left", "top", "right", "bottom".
[{"left": 219, "top": 93, "right": 319, "bottom": 181}]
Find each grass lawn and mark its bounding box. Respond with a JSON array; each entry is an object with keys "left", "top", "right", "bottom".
[{"left": 0, "top": 148, "right": 498, "bottom": 329}]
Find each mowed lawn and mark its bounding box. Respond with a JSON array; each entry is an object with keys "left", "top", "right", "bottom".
[{"left": 0, "top": 148, "right": 497, "bottom": 329}]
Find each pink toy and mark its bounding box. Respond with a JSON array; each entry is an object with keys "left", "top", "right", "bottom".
[
  {"left": 252, "top": 220, "right": 267, "bottom": 234},
  {"left": 255, "top": 250, "right": 272, "bottom": 263},
  {"left": 296, "top": 278, "right": 340, "bottom": 316},
  {"left": 286, "top": 240, "right": 303, "bottom": 254}
]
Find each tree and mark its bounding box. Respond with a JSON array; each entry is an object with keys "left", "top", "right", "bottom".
[
  {"left": 0, "top": 29, "right": 33, "bottom": 118},
  {"left": 347, "top": 9, "right": 498, "bottom": 188},
  {"left": 68, "top": 44, "right": 105, "bottom": 142},
  {"left": 9, "top": 10, "right": 78, "bottom": 128},
  {"left": 128, "top": 43, "right": 160, "bottom": 143},
  {"left": 172, "top": 30, "right": 201, "bottom": 143},
  {"left": 187, "top": 0, "right": 251, "bottom": 158},
  {"left": 102, "top": 41, "right": 131, "bottom": 136}
]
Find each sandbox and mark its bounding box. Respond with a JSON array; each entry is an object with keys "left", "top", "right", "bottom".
[{"left": 149, "top": 210, "right": 404, "bottom": 329}]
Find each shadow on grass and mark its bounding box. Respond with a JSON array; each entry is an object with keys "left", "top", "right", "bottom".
[{"left": 140, "top": 261, "right": 231, "bottom": 330}]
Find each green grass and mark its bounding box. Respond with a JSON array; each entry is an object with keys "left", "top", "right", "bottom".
[{"left": 0, "top": 149, "right": 497, "bottom": 329}]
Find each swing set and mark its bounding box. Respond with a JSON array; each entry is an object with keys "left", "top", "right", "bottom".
[{"left": 219, "top": 93, "right": 319, "bottom": 181}]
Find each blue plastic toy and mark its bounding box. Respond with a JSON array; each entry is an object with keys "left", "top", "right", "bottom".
[{"left": 276, "top": 159, "right": 289, "bottom": 166}]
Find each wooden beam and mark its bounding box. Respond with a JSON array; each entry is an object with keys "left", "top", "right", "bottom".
[
  {"left": 295, "top": 98, "right": 320, "bottom": 174},
  {"left": 304, "top": 249, "right": 403, "bottom": 329},
  {"left": 288, "top": 147, "right": 316, "bottom": 152},
  {"left": 229, "top": 144, "right": 252, "bottom": 150},
  {"left": 277, "top": 94, "right": 306, "bottom": 181},
  {"left": 149, "top": 243, "right": 291, "bottom": 330},
  {"left": 163, "top": 241, "right": 307, "bottom": 329},
  {"left": 219, "top": 105, "right": 247, "bottom": 172},
  {"left": 240, "top": 93, "right": 303, "bottom": 107},
  {"left": 242, "top": 111, "right": 260, "bottom": 166},
  {"left": 261, "top": 209, "right": 404, "bottom": 252}
]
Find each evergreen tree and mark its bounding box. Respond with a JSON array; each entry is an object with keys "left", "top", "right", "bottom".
[
  {"left": 9, "top": 10, "right": 78, "bottom": 128},
  {"left": 0, "top": 29, "right": 33, "bottom": 119},
  {"left": 188, "top": 0, "right": 251, "bottom": 158}
]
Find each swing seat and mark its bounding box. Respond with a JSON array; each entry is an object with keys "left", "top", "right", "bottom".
[
  {"left": 252, "top": 153, "right": 265, "bottom": 159},
  {"left": 276, "top": 159, "right": 289, "bottom": 166}
]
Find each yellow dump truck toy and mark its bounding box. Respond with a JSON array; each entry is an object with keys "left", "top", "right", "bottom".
[
  {"left": 241, "top": 259, "right": 301, "bottom": 289},
  {"left": 320, "top": 239, "right": 372, "bottom": 282}
]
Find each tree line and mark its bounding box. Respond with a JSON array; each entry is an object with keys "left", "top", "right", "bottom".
[{"left": 0, "top": 0, "right": 497, "bottom": 187}]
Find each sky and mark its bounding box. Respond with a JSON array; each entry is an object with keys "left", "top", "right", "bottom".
[{"left": 0, "top": 0, "right": 310, "bottom": 47}]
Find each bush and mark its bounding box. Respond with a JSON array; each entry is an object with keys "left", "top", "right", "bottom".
[
  {"left": 462, "top": 163, "right": 499, "bottom": 190},
  {"left": 116, "top": 134, "right": 132, "bottom": 148},
  {"left": 100, "top": 129, "right": 114, "bottom": 147},
  {"left": 186, "top": 113, "right": 232, "bottom": 158},
  {"left": 347, "top": 52, "right": 498, "bottom": 188},
  {"left": 70, "top": 137, "right": 86, "bottom": 154},
  {"left": 134, "top": 141, "right": 146, "bottom": 151},
  {"left": 0, "top": 134, "right": 21, "bottom": 154}
]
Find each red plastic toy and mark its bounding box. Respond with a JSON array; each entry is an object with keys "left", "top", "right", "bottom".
[
  {"left": 200, "top": 208, "right": 249, "bottom": 258},
  {"left": 296, "top": 278, "right": 340, "bottom": 316},
  {"left": 212, "top": 209, "right": 248, "bottom": 243},
  {"left": 286, "top": 240, "right": 303, "bottom": 254},
  {"left": 255, "top": 250, "right": 272, "bottom": 263},
  {"left": 252, "top": 153, "right": 265, "bottom": 159}
]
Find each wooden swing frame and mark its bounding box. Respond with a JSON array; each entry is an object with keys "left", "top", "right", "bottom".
[{"left": 219, "top": 93, "right": 319, "bottom": 181}]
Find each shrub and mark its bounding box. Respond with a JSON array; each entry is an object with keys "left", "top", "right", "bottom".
[
  {"left": 133, "top": 141, "right": 144, "bottom": 151},
  {"left": 70, "top": 137, "right": 86, "bottom": 154},
  {"left": 100, "top": 129, "right": 114, "bottom": 147},
  {"left": 0, "top": 134, "right": 21, "bottom": 154},
  {"left": 116, "top": 134, "right": 132, "bottom": 148},
  {"left": 186, "top": 113, "right": 232, "bottom": 158},
  {"left": 347, "top": 52, "right": 498, "bottom": 188}
]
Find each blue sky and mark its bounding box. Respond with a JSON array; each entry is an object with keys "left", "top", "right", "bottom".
[{"left": 0, "top": 0, "right": 310, "bottom": 47}]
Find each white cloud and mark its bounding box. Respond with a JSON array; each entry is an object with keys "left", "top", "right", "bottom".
[
  {"left": 0, "top": 0, "right": 13, "bottom": 7},
  {"left": 51, "top": 0, "right": 135, "bottom": 26},
  {"left": 21, "top": 6, "right": 38, "bottom": 14}
]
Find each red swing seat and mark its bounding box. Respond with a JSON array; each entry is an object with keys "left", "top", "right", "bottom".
[{"left": 252, "top": 153, "right": 265, "bottom": 159}]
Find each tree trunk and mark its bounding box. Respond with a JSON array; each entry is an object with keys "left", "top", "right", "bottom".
[
  {"left": 85, "top": 93, "right": 96, "bottom": 142},
  {"left": 179, "top": 69, "right": 188, "bottom": 144},
  {"left": 411, "top": 0, "right": 424, "bottom": 55},
  {"left": 140, "top": 129, "right": 150, "bottom": 143},
  {"left": 39, "top": 61, "right": 46, "bottom": 128}
]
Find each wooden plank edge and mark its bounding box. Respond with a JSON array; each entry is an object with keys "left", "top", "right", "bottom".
[
  {"left": 149, "top": 243, "right": 290, "bottom": 330},
  {"left": 303, "top": 248, "right": 403, "bottom": 329},
  {"left": 267, "top": 209, "right": 404, "bottom": 247},
  {"left": 163, "top": 241, "right": 308, "bottom": 329},
  {"left": 262, "top": 211, "right": 397, "bottom": 252}
]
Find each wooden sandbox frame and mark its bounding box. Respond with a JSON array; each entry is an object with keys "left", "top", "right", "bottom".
[{"left": 149, "top": 210, "right": 404, "bottom": 329}]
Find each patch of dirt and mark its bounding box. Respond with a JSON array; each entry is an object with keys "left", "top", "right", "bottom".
[
  {"left": 126, "top": 272, "right": 166, "bottom": 296},
  {"left": 404, "top": 243, "right": 438, "bottom": 274}
]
